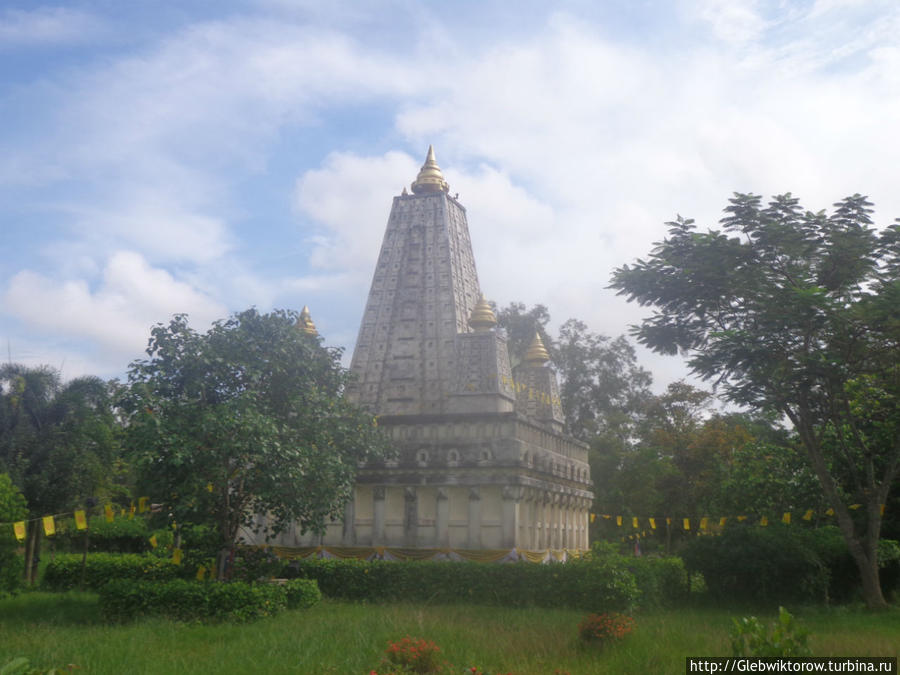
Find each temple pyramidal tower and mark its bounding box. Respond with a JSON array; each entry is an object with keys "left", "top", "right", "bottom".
[{"left": 280, "top": 148, "right": 593, "bottom": 554}]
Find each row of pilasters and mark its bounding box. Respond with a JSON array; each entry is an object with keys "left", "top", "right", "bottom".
[
  {"left": 522, "top": 489, "right": 591, "bottom": 551},
  {"left": 360, "top": 485, "right": 516, "bottom": 549},
  {"left": 350, "top": 485, "right": 590, "bottom": 551}
]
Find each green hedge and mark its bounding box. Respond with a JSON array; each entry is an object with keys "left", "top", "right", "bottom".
[
  {"left": 53, "top": 516, "right": 151, "bottom": 554},
  {"left": 282, "top": 557, "right": 639, "bottom": 611},
  {"left": 41, "top": 553, "right": 183, "bottom": 591},
  {"left": 283, "top": 578, "right": 322, "bottom": 609},
  {"left": 621, "top": 556, "right": 690, "bottom": 608},
  {"left": 680, "top": 525, "right": 900, "bottom": 606},
  {"left": 98, "top": 579, "right": 297, "bottom": 623}
]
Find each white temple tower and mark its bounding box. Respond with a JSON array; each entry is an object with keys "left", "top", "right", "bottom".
[{"left": 276, "top": 148, "right": 593, "bottom": 553}]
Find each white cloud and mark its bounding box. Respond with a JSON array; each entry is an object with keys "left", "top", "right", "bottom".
[
  {"left": 4, "top": 1, "right": 900, "bottom": 389},
  {"left": 3, "top": 251, "right": 227, "bottom": 358},
  {"left": 691, "top": 0, "right": 768, "bottom": 44},
  {"left": 0, "top": 6, "right": 106, "bottom": 47},
  {"left": 295, "top": 150, "right": 421, "bottom": 275}
]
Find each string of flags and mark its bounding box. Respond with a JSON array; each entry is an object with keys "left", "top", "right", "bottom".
[
  {"left": 1, "top": 497, "right": 190, "bottom": 566},
  {"left": 589, "top": 503, "right": 886, "bottom": 533}
]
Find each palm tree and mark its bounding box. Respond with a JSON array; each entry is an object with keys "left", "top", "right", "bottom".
[{"left": 0, "top": 364, "right": 120, "bottom": 583}]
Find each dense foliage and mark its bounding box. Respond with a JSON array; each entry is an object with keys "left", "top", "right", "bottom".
[
  {"left": 0, "top": 365, "right": 123, "bottom": 583},
  {"left": 97, "top": 578, "right": 319, "bottom": 623},
  {"left": 281, "top": 557, "right": 667, "bottom": 611},
  {"left": 0, "top": 473, "right": 28, "bottom": 595},
  {"left": 41, "top": 553, "right": 182, "bottom": 591},
  {"left": 681, "top": 524, "right": 900, "bottom": 607},
  {"left": 611, "top": 193, "right": 900, "bottom": 607},
  {"left": 123, "top": 308, "right": 388, "bottom": 573}
]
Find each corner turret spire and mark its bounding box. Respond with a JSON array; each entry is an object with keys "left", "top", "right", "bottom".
[
  {"left": 411, "top": 145, "right": 449, "bottom": 194},
  {"left": 298, "top": 306, "right": 318, "bottom": 336},
  {"left": 523, "top": 332, "right": 551, "bottom": 364}
]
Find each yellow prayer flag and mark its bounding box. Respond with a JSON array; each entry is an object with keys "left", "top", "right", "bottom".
[
  {"left": 589, "top": 513, "right": 596, "bottom": 523},
  {"left": 683, "top": 518, "right": 690, "bottom": 531},
  {"left": 172, "top": 548, "right": 183, "bottom": 565},
  {"left": 880, "top": 504, "right": 886, "bottom": 516},
  {"left": 74, "top": 510, "right": 87, "bottom": 530},
  {"left": 42, "top": 515, "right": 55, "bottom": 536},
  {"left": 196, "top": 565, "right": 206, "bottom": 581},
  {"left": 782, "top": 512, "right": 791, "bottom": 525},
  {"left": 207, "top": 482, "right": 214, "bottom": 493},
  {"left": 666, "top": 517, "right": 672, "bottom": 526},
  {"left": 803, "top": 510, "right": 813, "bottom": 521},
  {"left": 700, "top": 517, "right": 708, "bottom": 531},
  {"left": 632, "top": 516, "right": 639, "bottom": 529},
  {"left": 602, "top": 514, "right": 611, "bottom": 520},
  {"left": 616, "top": 516, "right": 622, "bottom": 527},
  {"left": 825, "top": 508, "right": 835, "bottom": 516},
  {"left": 719, "top": 517, "right": 727, "bottom": 527},
  {"left": 149, "top": 535, "right": 158, "bottom": 549},
  {"left": 138, "top": 497, "right": 149, "bottom": 514},
  {"left": 13, "top": 521, "right": 26, "bottom": 542},
  {"left": 128, "top": 503, "right": 135, "bottom": 520},
  {"left": 849, "top": 504, "right": 862, "bottom": 510},
  {"left": 760, "top": 516, "right": 769, "bottom": 526},
  {"left": 737, "top": 515, "right": 747, "bottom": 522},
  {"left": 105, "top": 504, "right": 114, "bottom": 522},
  {"left": 649, "top": 518, "right": 656, "bottom": 530}
]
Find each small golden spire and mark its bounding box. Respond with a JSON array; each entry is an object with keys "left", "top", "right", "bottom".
[
  {"left": 298, "top": 306, "right": 318, "bottom": 336},
  {"left": 523, "top": 332, "right": 550, "bottom": 364},
  {"left": 411, "top": 145, "right": 449, "bottom": 194},
  {"left": 468, "top": 295, "right": 497, "bottom": 331}
]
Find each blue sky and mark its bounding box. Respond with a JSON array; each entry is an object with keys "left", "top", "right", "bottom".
[{"left": 2, "top": 0, "right": 899, "bottom": 389}]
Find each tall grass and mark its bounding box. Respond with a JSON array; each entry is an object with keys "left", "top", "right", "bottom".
[{"left": 1, "top": 593, "right": 897, "bottom": 675}]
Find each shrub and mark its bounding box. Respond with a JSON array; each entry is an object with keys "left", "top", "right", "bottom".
[
  {"left": 41, "top": 553, "right": 182, "bottom": 591},
  {"left": 682, "top": 524, "right": 900, "bottom": 606},
  {"left": 53, "top": 515, "right": 150, "bottom": 554},
  {"left": 680, "top": 525, "right": 830, "bottom": 606},
  {"left": 577, "top": 612, "right": 635, "bottom": 645},
  {"left": 382, "top": 636, "right": 444, "bottom": 674},
  {"left": 587, "top": 544, "right": 689, "bottom": 608},
  {"left": 730, "top": 606, "right": 811, "bottom": 657},
  {"left": 231, "top": 546, "right": 283, "bottom": 582},
  {"left": 98, "top": 578, "right": 297, "bottom": 623},
  {"left": 283, "top": 578, "right": 321, "bottom": 609},
  {"left": 283, "top": 556, "right": 639, "bottom": 611}
]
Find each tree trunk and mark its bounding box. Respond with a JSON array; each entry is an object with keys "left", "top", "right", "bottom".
[
  {"left": 24, "top": 526, "right": 41, "bottom": 586},
  {"left": 788, "top": 411, "right": 888, "bottom": 609},
  {"left": 23, "top": 524, "right": 37, "bottom": 585}
]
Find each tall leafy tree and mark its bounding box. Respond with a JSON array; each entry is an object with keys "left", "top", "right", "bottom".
[
  {"left": 494, "top": 302, "right": 553, "bottom": 366},
  {"left": 555, "top": 319, "right": 653, "bottom": 442},
  {"left": 0, "top": 364, "right": 120, "bottom": 582},
  {"left": 123, "top": 308, "right": 388, "bottom": 574},
  {"left": 611, "top": 193, "right": 900, "bottom": 608}
]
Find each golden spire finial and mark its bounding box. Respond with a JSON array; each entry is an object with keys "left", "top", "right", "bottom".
[
  {"left": 468, "top": 295, "right": 497, "bottom": 331},
  {"left": 298, "top": 306, "right": 318, "bottom": 336},
  {"left": 411, "top": 145, "right": 449, "bottom": 194},
  {"left": 523, "top": 332, "right": 550, "bottom": 364}
]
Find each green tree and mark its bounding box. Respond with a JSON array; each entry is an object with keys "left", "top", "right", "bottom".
[
  {"left": 123, "top": 308, "right": 388, "bottom": 576},
  {"left": 555, "top": 318, "right": 653, "bottom": 442},
  {"left": 0, "top": 473, "right": 28, "bottom": 594},
  {"left": 611, "top": 193, "right": 900, "bottom": 608},
  {"left": 0, "top": 365, "right": 120, "bottom": 583},
  {"left": 494, "top": 302, "right": 553, "bottom": 366}
]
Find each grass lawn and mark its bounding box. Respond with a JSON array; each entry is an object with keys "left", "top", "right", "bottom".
[{"left": 1, "top": 593, "right": 898, "bottom": 674}]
